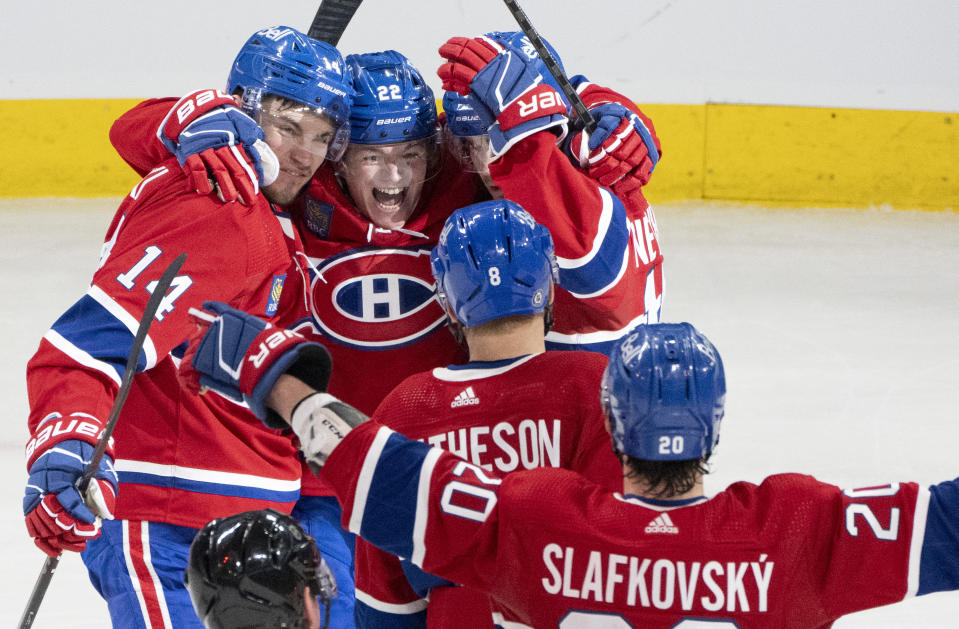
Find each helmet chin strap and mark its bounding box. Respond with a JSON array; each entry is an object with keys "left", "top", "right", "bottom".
[
  {"left": 542, "top": 302, "right": 554, "bottom": 336},
  {"left": 440, "top": 300, "right": 468, "bottom": 349}
]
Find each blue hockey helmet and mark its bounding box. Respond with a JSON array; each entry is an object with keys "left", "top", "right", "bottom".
[
  {"left": 431, "top": 199, "right": 558, "bottom": 328},
  {"left": 442, "top": 91, "right": 492, "bottom": 174},
  {"left": 185, "top": 508, "right": 337, "bottom": 629},
  {"left": 442, "top": 91, "right": 487, "bottom": 137},
  {"left": 345, "top": 50, "right": 437, "bottom": 144},
  {"left": 602, "top": 323, "right": 726, "bottom": 461},
  {"left": 226, "top": 26, "right": 353, "bottom": 160}
]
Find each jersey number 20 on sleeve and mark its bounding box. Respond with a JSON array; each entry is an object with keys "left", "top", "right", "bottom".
[{"left": 842, "top": 483, "right": 901, "bottom": 541}]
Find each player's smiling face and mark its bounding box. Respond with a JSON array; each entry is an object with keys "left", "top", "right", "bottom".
[
  {"left": 339, "top": 140, "right": 431, "bottom": 229},
  {"left": 259, "top": 98, "right": 337, "bottom": 206}
]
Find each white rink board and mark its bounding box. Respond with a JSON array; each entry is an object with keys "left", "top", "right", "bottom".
[{"left": 1, "top": 199, "right": 957, "bottom": 627}]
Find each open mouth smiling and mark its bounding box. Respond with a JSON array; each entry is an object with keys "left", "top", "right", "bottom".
[{"left": 372, "top": 186, "right": 406, "bottom": 209}]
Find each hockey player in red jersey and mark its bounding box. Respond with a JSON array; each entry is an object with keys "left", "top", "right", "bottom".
[
  {"left": 22, "top": 26, "right": 349, "bottom": 628},
  {"left": 109, "top": 43, "right": 655, "bottom": 623},
  {"left": 182, "top": 313, "right": 959, "bottom": 629},
  {"left": 111, "top": 35, "right": 665, "bottom": 627},
  {"left": 438, "top": 31, "right": 666, "bottom": 354},
  {"left": 109, "top": 50, "right": 481, "bottom": 627},
  {"left": 352, "top": 200, "right": 624, "bottom": 628}
]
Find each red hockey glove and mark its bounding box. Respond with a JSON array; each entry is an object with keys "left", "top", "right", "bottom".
[
  {"left": 23, "top": 418, "right": 118, "bottom": 557},
  {"left": 567, "top": 79, "right": 662, "bottom": 193},
  {"left": 439, "top": 35, "right": 569, "bottom": 158},
  {"left": 158, "top": 89, "right": 279, "bottom": 205}
]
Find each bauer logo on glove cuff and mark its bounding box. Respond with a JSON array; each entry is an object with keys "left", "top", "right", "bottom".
[
  {"left": 174, "top": 90, "right": 233, "bottom": 125},
  {"left": 25, "top": 418, "right": 114, "bottom": 462},
  {"left": 498, "top": 85, "right": 566, "bottom": 131},
  {"left": 248, "top": 329, "right": 306, "bottom": 369}
]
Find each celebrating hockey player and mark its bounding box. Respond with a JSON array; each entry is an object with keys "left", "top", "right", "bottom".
[
  {"left": 110, "top": 31, "right": 667, "bottom": 626},
  {"left": 22, "top": 26, "right": 347, "bottom": 628},
  {"left": 186, "top": 509, "right": 337, "bottom": 629},
  {"left": 438, "top": 31, "right": 665, "bottom": 354},
  {"left": 353, "top": 200, "right": 624, "bottom": 627},
  {"left": 111, "top": 48, "right": 482, "bottom": 627},
  {"left": 180, "top": 311, "right": 959, "bottom": 628}
]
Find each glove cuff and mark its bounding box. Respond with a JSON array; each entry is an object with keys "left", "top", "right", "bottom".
[
  {"left": 489, "top": 115, "right": 568, "bottom": 160},
  {"left": 26, "top": 415, "right": 114, "bottom": 470},
  {"left": 243, "top": 334, "right": 332, "bottom": 424},
  {"left": 158, "top": 89, "right": 236, "bottom": 142}
]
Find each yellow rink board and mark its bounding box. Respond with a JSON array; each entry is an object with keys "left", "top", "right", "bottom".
[{"left": 1, "top": 98, "right": 956, "bottom": 211}]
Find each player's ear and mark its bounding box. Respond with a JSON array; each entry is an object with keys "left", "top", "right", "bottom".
[{"left": 304, "top": 586, "right": 321, "bottom": 629}]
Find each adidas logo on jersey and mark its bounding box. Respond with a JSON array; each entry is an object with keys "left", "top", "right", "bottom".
[
  {"left": 644, "top": 512, "right": 679, "bottom": 534},
  {"left": 451, "top": 386, "right": 480, "bottom": 408}
]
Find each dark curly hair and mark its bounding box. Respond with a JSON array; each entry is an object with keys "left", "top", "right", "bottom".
[{"left": 617, "top": 451, "right": 711, "bottom": 499}]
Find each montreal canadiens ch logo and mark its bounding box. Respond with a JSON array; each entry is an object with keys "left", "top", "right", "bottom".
[{"left": 310, "top": 247, "right": 446, "bottom": 349}]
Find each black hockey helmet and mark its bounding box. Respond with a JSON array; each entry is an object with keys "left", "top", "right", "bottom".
[{"left": 185, "top": 508, "right": 337, "bottom": 629}]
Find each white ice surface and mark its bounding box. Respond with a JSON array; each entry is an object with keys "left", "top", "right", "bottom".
[{"left": 1, "top": 199, "right": 957, "bottom": 627}]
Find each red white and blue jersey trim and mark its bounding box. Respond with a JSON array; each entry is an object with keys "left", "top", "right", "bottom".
[
  {"left": 323, "top": 423, "right": 959, "bottom": 628},
  {"left": 26, "top": 162, "right": 307, "bottom": 529}
]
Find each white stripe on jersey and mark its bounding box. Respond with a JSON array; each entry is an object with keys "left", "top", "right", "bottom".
[
  {"left": 491, "top": 612, "right": 534, "bottom": 628},
  {"left": 432, "top": 353, "right": 539, "bottom": 382},
  {"left": 546, "top": 310, "right": 653, "bottom": 346},
  {"left": 115, "top": 459, "right": 300, "bottom": 492},
  {"left": 44, "top": 329, "right": 123, "bottom": 387},
  {"left": 412, "top": 447, "right": 444, "bottom": 568},
  {"left": 350, "top": 426, "right": 394, "bottom": 534},
  {"left": 906, "top": 485, "right": 931, "bottom": 598},
  {"left": 88, "top": 284, "right": 159, "bottom": 368},
  {"left": 555, "top": 187, "right": 615, "bottom": 270},
  {"left": 354, "top": 588, "right": 428, "bottom": 614},
  {"left": 562, "top": 246, "right": 629, "bottom": 300}
]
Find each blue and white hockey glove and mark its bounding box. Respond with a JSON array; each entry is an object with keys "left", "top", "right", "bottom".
[
  {"left": 158, "top": 89, "right": 279, "bottom": 205},
  {"left": 179, "top": 301, "right": 332, "bottom": 429},
  {"left": 24, "top": 420, "right": 118, "bottom": 557},
  {"left": 439, "top": 35, "right": 569, "bottom": 159}
]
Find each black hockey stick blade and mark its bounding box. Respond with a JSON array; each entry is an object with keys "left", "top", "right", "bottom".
[
  {"left": 501, "top": 0, "right": 597, "bottom": 133},
  {"left": 307, "top": 0, "right": 363, "bottom": 45},
  {"left": 18, "top": 252, "right": 187, "bottom": 629}
]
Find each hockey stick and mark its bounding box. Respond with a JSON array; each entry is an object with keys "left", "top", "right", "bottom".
[
  {"left": 18, "top": 252, "right": 187, "bottom": 629},
  {"left": 501, "top": 0, "right": 597, "bottom": 133},
  {"left": 307, "top": 0, "right": 363, "bottom": 45}
]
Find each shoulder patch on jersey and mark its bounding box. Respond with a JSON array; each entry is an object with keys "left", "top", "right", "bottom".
[
  {"left": 266, "top": 274, "right": 286, "bottom": 316},
  {"left": 304, "top": 195, "right": 334, "bottom": 239}
]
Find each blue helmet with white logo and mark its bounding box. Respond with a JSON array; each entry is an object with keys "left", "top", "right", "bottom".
[
  {"left": 442, "top": 91, "right": 487, "bottom": 137},
  {"left": 431, "top": 199, "right": 558, "bottom": 328},
  {"left": 442, "top": 91, "right": 492, "bottom": 174},
  {"left": 226, "top": 26, "right": 353, "bottom": 159},
  {"left": 603, "top": 323, "right": 726, "bottom": 461},
  {"left": 346, "top": 50, "right": 437, "bottom": 144}
]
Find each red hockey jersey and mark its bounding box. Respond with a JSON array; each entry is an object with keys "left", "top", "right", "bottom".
[
  {"left": 109, "top": 96, "right": 657, "bottom": 501},
  {"left": 25, "top": 161, "right": 309, "bottom": 528},
  {"left": 353, "top": 352, "right": 623, "bottom": 628},
  {"left": 490, "top": 131, "right": 664, "bottom": 355},
  {"left": 323, "top": 423, "right": 959, "bottom": 629}
]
